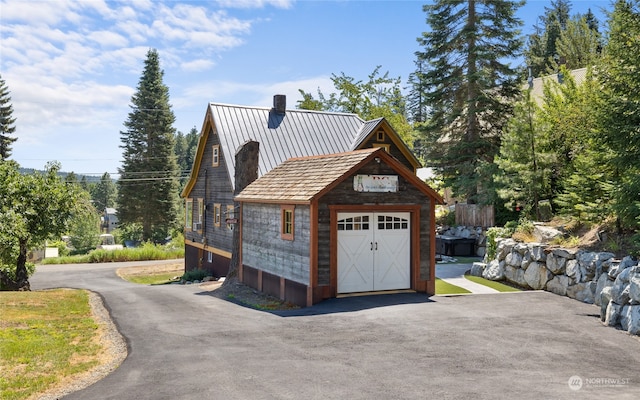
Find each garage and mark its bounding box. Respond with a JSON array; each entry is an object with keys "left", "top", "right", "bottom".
[{"left": 337, "top": 212, "right": 411, "bottom": 293}]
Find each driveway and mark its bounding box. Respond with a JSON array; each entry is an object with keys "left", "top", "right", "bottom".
[{"left": 31, "top": 261, "right": 640, "bottom": 400}]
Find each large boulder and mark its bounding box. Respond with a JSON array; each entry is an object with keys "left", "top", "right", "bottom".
[
  {"left": 505, "top": 251, "right": 523, "bottom": 268},
  {"left": 611, "top": 281, "right": 630, "bottom": 305},
  {"left": 482, "top": 260, "right": 505, "bottom": 281},
  {"left": 552, "top": 248, "right": 577, "bottom": 260},
  {"left": 533, "top": 225, "right": 564, "bottom": 242},
  {"left": 524, "top": 262, "right": 551, "bottom": 290},
  {"left": 546, "top": 275, "right": 569, "bottom": 296},
  {"left": 566, "top": 282, "right": 595, "bottom": 303},
  {"left": 620, "top": 305, "right": 640, "bottom": 335},
  {"left": 604, "top": 300, "right": 623, "bottom": 327},
  {"left": 496, "top": 239, "right": 517, "bottom": 261},
  {"left": 504, "top": 265, "right": 528, "bottom": 288},
  {"left": 594, "top": 273, "right": 614, "bottom": 307},
  {"left": 599, "top": 286, "right": 613, "bottom": 322},
  {"left": 470, "top": 262, "right": 486, "bottom": 277},
  {"left": 608, "top": 256, "right": 636, "bottom": 280},
  {"left": 630, "top": 275, "right": 640, "bottom": 305},
  {"left": 546, "top": 252, "right": 567, "bottom": 274},
  {"left": 565, "top": 260, "right": 581, "bottom": 285},
  {"left": 530, "top": 245, "right": 547, "bottom": 262}
]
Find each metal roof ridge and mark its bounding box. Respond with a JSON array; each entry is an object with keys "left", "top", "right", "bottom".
[{"left": 208, "top": 102, "right": 364, "bottom": 119}]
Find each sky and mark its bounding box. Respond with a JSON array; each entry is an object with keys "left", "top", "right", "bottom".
[{"left": 0, "top": 0, "right": 611, "bottom": 177}]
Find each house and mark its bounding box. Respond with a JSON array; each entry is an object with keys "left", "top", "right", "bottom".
[
  {"left": 103, "top": 208, "right": 119, "bottom": 233},
  {"left": 181, "top": 95, "right": 442, "bottom": 306}
]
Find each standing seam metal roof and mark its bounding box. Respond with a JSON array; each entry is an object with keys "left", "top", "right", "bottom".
[{"left": 209, "top": 103, "right": 366, "bottom": 188}]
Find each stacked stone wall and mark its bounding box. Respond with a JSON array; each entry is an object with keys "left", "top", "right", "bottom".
[{"left": 471, "top": 239, "right": 640, "bottom": 336}]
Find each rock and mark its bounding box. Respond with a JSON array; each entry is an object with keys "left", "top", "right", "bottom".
[
  {"left": 459, "top": 227, "right": 471, "bottom": 239},
  {"left": 504, "top": 265, "right": 528, "bottom": 288},
  {"left": 514, "top": 243, "right": 529, "bottom": 255},
  {"left": 547, "top": 275, "right": 569, "bottom": 296},
  {"left": 611, "top": 281, "right": 630, "bottom": 305},
  {"left": 621, "top": 305, "right": 640, "bottom": 335},
  {"left": 608, "top": 256, "right": 635, "bottom": 279},
  {"left": 533, "top": 225, "right": 564, "bottom": 242},
  {"left": 600, "top": 286, "right": 613, "bottom": 322},
  {"left": 546, "top": 252, "right": 567, "bottom": 274},
  {"left": 524, "top": 262, "right": 551, "bottom": 290},
  {"left": 565, "top": 260, "right": 581, "bottom": 284},
  {"left": 594, "top": 273, "right": 614, "bottom": 306},
  {"left": 470, "top": 262, "right": 486, "bottom": 277},
  {"left": 530, "top": 245, "right": 547, "bottom": 262},
  {"left": 552, "top": 248, "right": 577, "bottom": 259},
  {"left": 496, "top": 239, "right": 516, "bottom": 261},
  {"left": 505, "top": 251, "right": 523, "bottom": 268},
  {"left": 476, "top": 246, "right": 486, "bottom": 258},
  {"left": 482, "top": 260, "right": 505, "bottom": 281},
  {"left": 566, "top": 282, "right": 594, "bottom": 303},
  {"left": 604, "top": 300, "right": 623, "bottom": 327},
  {"left": 630, "top": 275, "right": 640, "bottom": 305}
]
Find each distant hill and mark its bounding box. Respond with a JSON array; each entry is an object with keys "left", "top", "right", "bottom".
[{"left": 18, "top": 168, "right": 108, "bottom": 184}]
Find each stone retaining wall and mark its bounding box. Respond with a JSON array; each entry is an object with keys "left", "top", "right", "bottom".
[{"left": 470, "top": 239, "right": 640, "bottom": 336}]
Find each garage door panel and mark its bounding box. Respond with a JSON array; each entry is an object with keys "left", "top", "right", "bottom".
[
  {"left": 374, "top": 214, "right": 410, "bottom": 291},
  {"left": 337, "top": 214, "right": 374, "bottom": 293}
]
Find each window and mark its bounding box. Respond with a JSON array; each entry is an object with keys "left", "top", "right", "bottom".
[
  {"left": 226, "top": 205, "right": 235, "bottom": 230},
  {"left": 194, "top": 199, "right": 204, "bottom": 232},
  {"left": 207, "top": 251, "right": 213, "bottom": 263},
  {"left": 185, "top": 199, "right": 193, "bottom": 230},
  {"left": 337, "top": 215, "right": 370, "bottom": 231},
  {"left": 212, "top": 145, "right": 220, "bottom": 167},
  {"left": 281, "top": 205, "right": 295, "bottom": 240},
  {"left": 376, "top": 130, "right": 385, "bottom": 142},
  {"left": 214, "top": 204, "right": 221, "bottom": 227}
]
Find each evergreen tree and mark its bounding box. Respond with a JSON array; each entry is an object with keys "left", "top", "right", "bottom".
[
  {"left": 91, "top": 172, "right": 117, "bottom": 212},
  {"left": 174, "top": 126, "right": 199, "bottom": 187},
  {"left": 0, "top": 74, "right": 17, "bottom": 160},
  {"left": 598, "top": 0, "right": 640, "bottom": 230},
  {"left": 555, "top": 15, "right": 601, "bottom": 70},
  {"left": 117, "top": 49, "right": 179, "bottom": 242},
  {"left": 494, "top": 90, "right": 555, "bottom": 220},
  {"left": 416, "top": 0, "right": 524, "bottom": 203},
  {"left": 525, "top": 0, "right": 572, "bottom": 77}
]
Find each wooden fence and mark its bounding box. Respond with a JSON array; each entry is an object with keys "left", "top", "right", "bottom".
[{"left": 455, "top": 204, "right": 495, "bottom": 228}]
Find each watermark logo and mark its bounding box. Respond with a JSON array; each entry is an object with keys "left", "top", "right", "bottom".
[
  {"left": 568, "top": 375, "right": 631, "bottom": 391},
  {"left": 568, "top": 375, "right": 583, "bottom": 391}
]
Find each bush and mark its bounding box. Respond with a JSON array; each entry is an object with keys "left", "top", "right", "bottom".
[
  {"left": 486, "top": 226, "right": 516, "bottom": 260},
  {"left": 181, "top": 269, "right": 210, "bottom": 282}
]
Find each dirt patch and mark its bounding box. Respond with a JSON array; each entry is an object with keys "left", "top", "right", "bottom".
[
  {"left": 116, "top": 262, "right": 184, "bottom": 279},
  {"left": 208, "top": 281, "right": 299, "bottom": 311}
]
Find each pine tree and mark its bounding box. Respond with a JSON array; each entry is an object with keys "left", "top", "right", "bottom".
[
  {"left": 416, "top": 0, "right": 524, "bottom": 203},
  {"left": 0, "top": 74, "right": 17, "bottom": 160},
  {"left": 91, "top": 172, "right": 117, "bottom": 212},
  {"left": 555, "top": 15, "right": 601, "bottom": 70},
  {"left": 524, "top": 0, "right": 572, "bottom": 77},
  {"left": 117, "top": 49, "right": 179, "bottom": 242},
  {"left": 598, "top": 0, "right": 640, "bottom": 230}
]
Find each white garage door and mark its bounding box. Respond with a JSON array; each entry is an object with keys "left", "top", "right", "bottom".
[{"left": 337, "top": 212, "right": 411, "bottom": 293}]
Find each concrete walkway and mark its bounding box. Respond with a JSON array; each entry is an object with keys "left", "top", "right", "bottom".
[{"left": 435, "top": 262, "right": 499, "bottom": 294}]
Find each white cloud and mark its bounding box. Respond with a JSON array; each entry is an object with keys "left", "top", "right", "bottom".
[
  {"left": 215, "top": 0, "right": 294, "bottom": 9},
  {"left": 181, "top": 59, "right": 217, "bottom": 72}
]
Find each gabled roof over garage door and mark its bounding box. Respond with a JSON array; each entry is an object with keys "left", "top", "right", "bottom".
[{"left": 235, "top": 147, "right": 443, "bottom": 205}]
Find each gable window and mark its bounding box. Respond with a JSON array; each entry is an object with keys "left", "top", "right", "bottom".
[
  {"left": 372, "top": 143, "right": 390, "bottom": 152},
  {"left": 376, "top": 130, "right": 385, "bottom": 142},
  {"left": 214, "top": 204, "right": 221, "bottom": 227},
  {"left": 185, "top": 199, "right": 193, "bottom": 231},
  {"left": 212, "top": 145, "right": 220, "bottom": 167},
  {"left": 281, "top": 205, "right": 295, "bottom": 241}
]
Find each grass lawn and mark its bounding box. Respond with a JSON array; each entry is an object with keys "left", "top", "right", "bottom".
[
  {"left": 0, "top": 289, "right": 102, "bottom": 400},
  {"left": 464, "top": 275, "right": 522, "bottom": 292},
  {"left": 116, "top": 263, "right": 184, "bottom": 285},
  {"left": 435, "top": 278, "right": 471, "bottom": 295}
]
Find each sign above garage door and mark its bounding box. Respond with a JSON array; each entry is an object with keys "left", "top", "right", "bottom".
[{"left": 354, "top": 175, "right": 398, "bottom": 192}]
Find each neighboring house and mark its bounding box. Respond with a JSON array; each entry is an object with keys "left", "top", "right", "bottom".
[
  {"left": 103, "top": 208, "right": 119, "bottom": 233},
  {"left": 527, "top": 67, "right": 588, "bottom": 105},
  {"left": 181, "top": 95, "right": 441, "bottom": 306}
]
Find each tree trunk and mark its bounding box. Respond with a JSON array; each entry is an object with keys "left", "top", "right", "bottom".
[
  {"left": 0, "top": 238, "right": 31, "bottom": 291},
  {"left": 223, "top": 141, "right": 260, "bottom": 286}
]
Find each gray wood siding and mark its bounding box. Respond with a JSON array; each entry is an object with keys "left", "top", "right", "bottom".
[
  {"left": 360, "top": 136, "right": 415, "bottom": 171},
  {"left": 242, "top": 203, "right": 311, "bottom": 285},
  {"left": 184, "top": 126, "right": 235, "bottom": 253},
  {"left": 316, "top": 160, "right": 432, "bottom": 285}
]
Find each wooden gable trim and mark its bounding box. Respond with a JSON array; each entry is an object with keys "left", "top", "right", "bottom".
[
  {"left": 181, "top": 105, "right": 216, "bottom": 198},
  {"left": 355, "top": 119, "right": 421, "bottom": 172},
  {"left": 311, "top": 148, "right": 444, "bottom": 205}
]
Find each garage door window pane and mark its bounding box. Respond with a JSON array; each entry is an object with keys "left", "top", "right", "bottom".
[
  {"left": 378, "top": 215, "right": 408, "bottom": 230},
  {"left": 338, "top": 216, "right": 369, "bottom": 231}
]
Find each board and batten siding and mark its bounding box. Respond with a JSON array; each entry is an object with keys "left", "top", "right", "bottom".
[
  {"left": 184, "top": 126, "right": 235, "bottom": 254},
  {"left": 316, "top": 160, "right": 433, "bottom": 286},
  {"left": 242, "top": 203, "right": 311, "bottom": 285}
]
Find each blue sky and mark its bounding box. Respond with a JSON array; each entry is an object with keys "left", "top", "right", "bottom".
[{"left": 0, "top": 0, "right": 610, "bottom": 176}]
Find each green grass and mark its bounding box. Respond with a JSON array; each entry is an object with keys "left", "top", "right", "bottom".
[
  {"left": 435, "top": 278, "right": 471, "bottom": 295},
  {"left": 0, "top": 290, "right": 102, "bottom": 400},
  {"left": 41, "top": 242, "right": 184, "bottom": 264},
  {"left": 122, "top": 272, "right": 180, "bottom": 285},
  {"left": 464, "top": 275, "right": 521, "bottom": 292}
]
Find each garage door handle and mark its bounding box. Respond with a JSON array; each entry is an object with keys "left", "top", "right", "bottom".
[
  {"left": 370, "top": 242, "right": 373, "bottom": 251},
  {"left": 375, "top": 242, "right": 378, "bottom": 251}
]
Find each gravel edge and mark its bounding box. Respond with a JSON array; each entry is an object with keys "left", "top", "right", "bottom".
[{"left": 35, "top": 290, "right": 128, "bottom": 400}]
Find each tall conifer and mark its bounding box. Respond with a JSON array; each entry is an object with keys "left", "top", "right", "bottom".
[
  {"left": 117, "top": 49, "right": 179, "bottom": 241},
  {"left": 0, "top": 74, "right": 17, "bottom": 160}
]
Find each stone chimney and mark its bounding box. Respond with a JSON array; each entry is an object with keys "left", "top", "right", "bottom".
[{"left": 273, "top": 94, "right": 286, "bottom": 115}]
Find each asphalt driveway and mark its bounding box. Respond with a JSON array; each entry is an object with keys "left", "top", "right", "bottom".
[{"left": 30, "top": 260, "right": 640, "bottom": 400}]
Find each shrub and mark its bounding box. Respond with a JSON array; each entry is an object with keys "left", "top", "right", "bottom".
[
  {"left": 181, "top": 269, "right": 210, "bottom": 282},
  {"left": 486, "top": 226, "right": 515, "bottom": 260}
]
